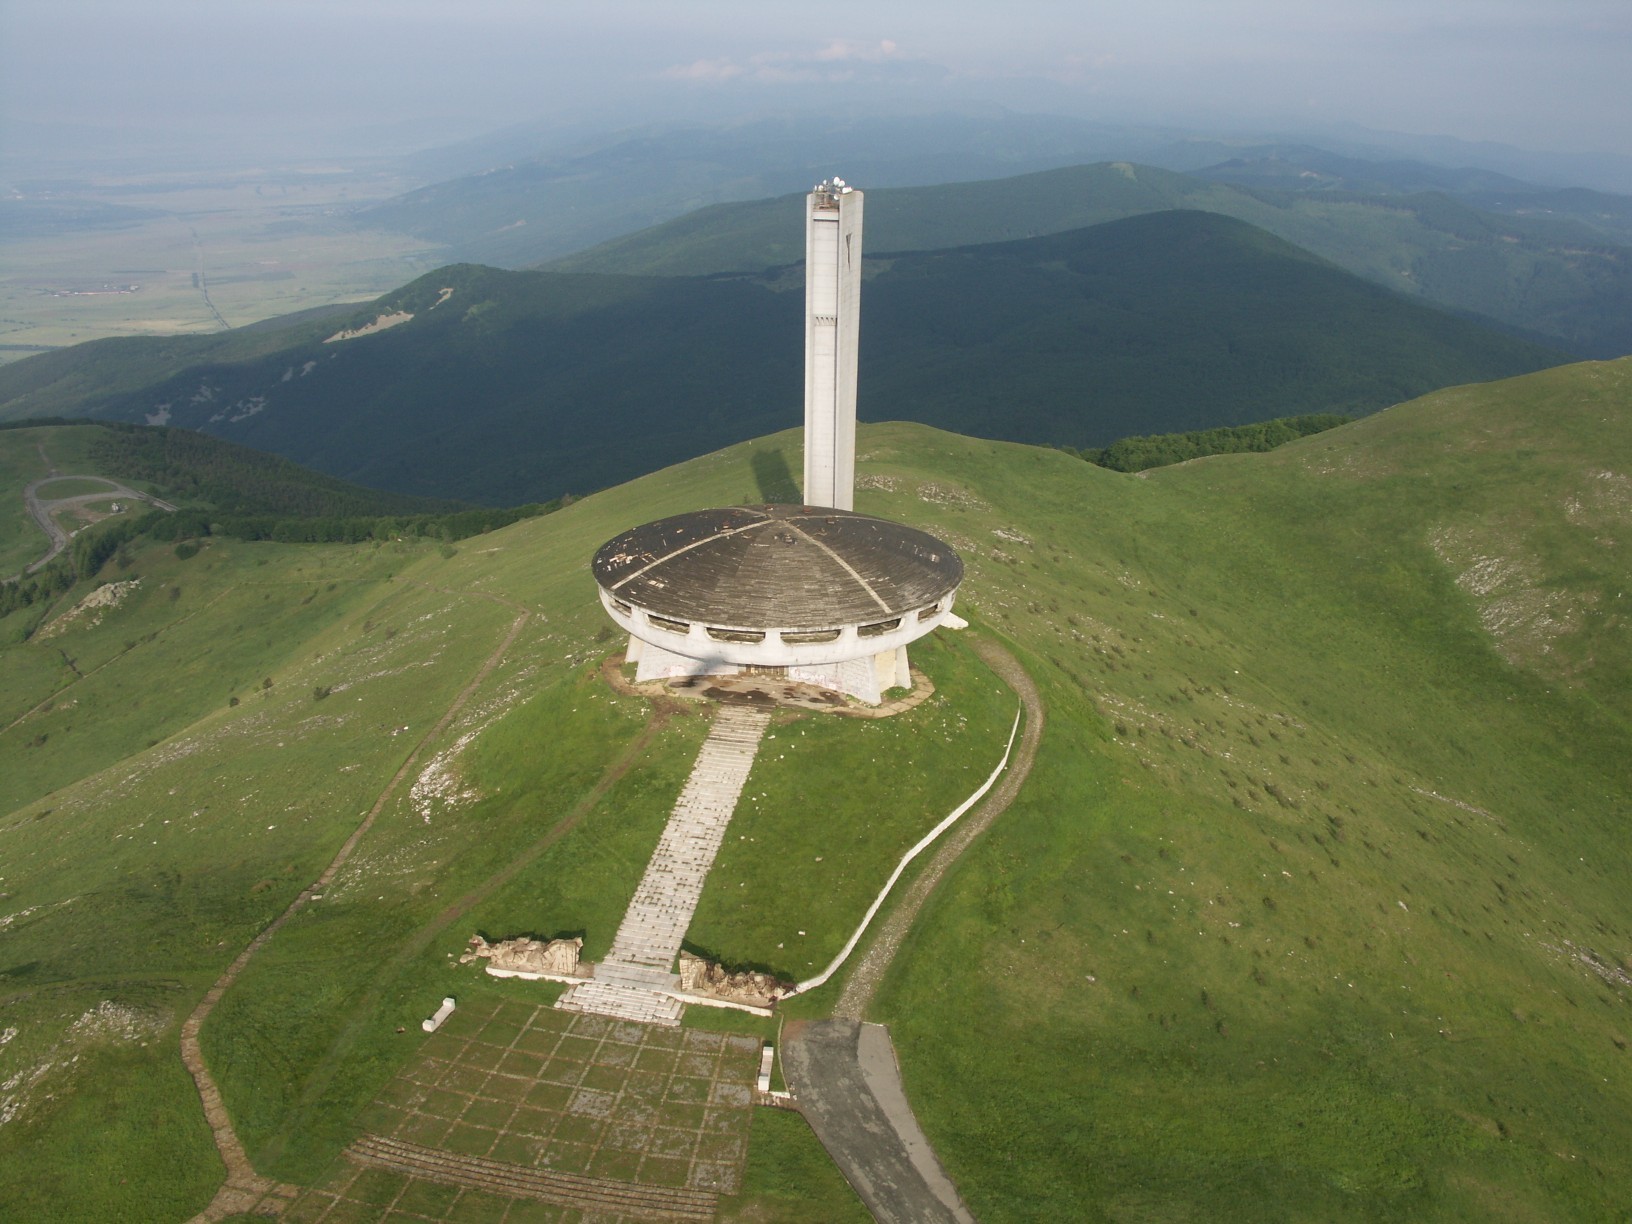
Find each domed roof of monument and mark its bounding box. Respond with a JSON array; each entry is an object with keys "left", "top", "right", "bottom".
[{"left": 592, "top": 505, "right": 962, "bottom": 629}]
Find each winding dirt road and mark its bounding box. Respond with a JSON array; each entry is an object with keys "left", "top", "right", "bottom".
[{"left": 18, "top": 472, "right": 177, "bottom": 576}]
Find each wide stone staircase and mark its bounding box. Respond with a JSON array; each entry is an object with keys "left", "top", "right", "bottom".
[{"left": 558, "top": 704, "right": 771, "bottom": 1025}]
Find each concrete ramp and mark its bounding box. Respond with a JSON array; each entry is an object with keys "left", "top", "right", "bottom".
[{"left": 782, "top": 1018, "right": 976, "bottom": 1224}]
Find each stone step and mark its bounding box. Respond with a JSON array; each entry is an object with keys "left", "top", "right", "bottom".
[
  {"left": 556, "top": 981, "right": 683, "bottom": 1026},
  {"left": 594, "top": 961, "right": 678, "bottom": 989}
]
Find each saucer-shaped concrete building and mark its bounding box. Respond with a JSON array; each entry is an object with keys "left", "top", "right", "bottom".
[
  {"left": 594, "top": 505, "right": 962, "bottom": 704},
  {"left": 592, "top": 179, "right": 965, "bottom": 705}
]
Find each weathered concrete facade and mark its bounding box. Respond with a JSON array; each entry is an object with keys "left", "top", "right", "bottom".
[
  {"left": 623, "top": 633, "right": 912, "bottom": 705},
  {"left": 590, "top": 178, "right": 963, "bottom": 706},
  {"left": 804, "top": 179, "right": 863, "bottom": 513},
  {"left": 594, "top": 505, "right": 959, "bottom": 704}
]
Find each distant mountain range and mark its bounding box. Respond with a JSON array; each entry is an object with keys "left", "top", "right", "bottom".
[
  {"left": 357, "top": 110, "right": 1224, "bottom": 268},
  {"left": 0, "top": 211, "right": 1563, "bottom": 505},
  {"left": 10, "top": 112, "right": 1628, "bottom": 360},
  {"left": 355, "top": 112, "right": 1632, "bottom": 270},
  {"left": 1188, "top": 143, "right": 1632, "bottom": 246},
  {"left": 554, "top": 162, "right": 1632, "bottom": 359}
]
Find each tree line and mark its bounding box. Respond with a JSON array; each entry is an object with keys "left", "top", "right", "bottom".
[
  {"left": 0, "top": 509, "right": 156, "bottom": 623},
  {"left": 87, "top": 422, "right": 465, "bottom": 519},
  {"left": 1, "top": 500, "right": 562, "bottom": 632},
  {"left": 1066, "top": 413, "right": 1352, "bottom": 473}
]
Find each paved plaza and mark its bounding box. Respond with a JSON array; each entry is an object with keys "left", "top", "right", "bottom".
[{"left": 285, "top": 999, "right": 762, "bottom": 1222}]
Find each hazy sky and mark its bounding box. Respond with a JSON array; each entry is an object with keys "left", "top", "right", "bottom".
[{"left": 3, "top": 0, "right": 1629, "bottom": 162}]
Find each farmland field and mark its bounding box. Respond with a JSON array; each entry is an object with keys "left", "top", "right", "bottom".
[{"left": 1, "top": 168, "right": 448, "bottom": 362}]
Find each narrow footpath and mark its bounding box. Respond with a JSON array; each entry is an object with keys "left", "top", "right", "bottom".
[
  {"left": 835, "top": 636, "right": 1044, "bottom": 1019},
  {"left": 179, "top": 610, "right": 531, "bottom": 1223}
]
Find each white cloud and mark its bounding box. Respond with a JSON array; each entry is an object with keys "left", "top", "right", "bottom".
[
  {"left": 665, "top": 58, "right": 749, "bottom": 84},
  {"left": 662, "top": 39, "right": 944, "bottom": 87}
]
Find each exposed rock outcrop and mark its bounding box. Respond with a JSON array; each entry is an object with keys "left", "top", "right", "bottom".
[{"left": 39, "top": 579, "right": 141, "bottom": 638}]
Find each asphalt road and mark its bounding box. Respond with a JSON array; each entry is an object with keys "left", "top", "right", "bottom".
[
  {"left": 19, "top": 474, "right": 177, "bottom": 575},
  {"left": 783, "top": 1019, "right": 977, "bottom": 1224},
  {"left": 783, "top": 636, "right": 1044, "bottom": 1223}
]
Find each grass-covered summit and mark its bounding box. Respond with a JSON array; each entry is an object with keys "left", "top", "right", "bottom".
[{"left": 0, "top": 356, "right": 1628, "bottom": 1220}]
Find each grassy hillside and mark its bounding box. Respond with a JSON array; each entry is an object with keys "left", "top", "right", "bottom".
[
  {"left": 0, "top": 215, "right": 1564, "bottom": 505},
  {"left": 1, "top": 421, "right": 460, "bottom": 577},
  {"left": 865, "top": 361, "right": 1632, "bottom": 1220},
  {"left": 0, "top": 422, "right": 1017, "bottom": 1218},
  {"left": 554, "top": 162, "right": 1632, "bottom": 358},
  {"left": 1, "top": 356, "right": 1628, "bottom": 1220}
]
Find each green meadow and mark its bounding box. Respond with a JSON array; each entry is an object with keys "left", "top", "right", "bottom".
[
  {"left": 1, "top": 357, "right": 1630, "bottom": 1220},
  {"left": 0, "top": 424, "right": 1015, "bottom": 1217},
  {"left": 687, "top": 631, "right": 1017, "bottom": 981},
  {"left": 865, "top": 361, "right": 1632, "bottom": 1220}
]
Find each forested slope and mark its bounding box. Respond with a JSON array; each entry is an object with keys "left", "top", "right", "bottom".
[{"left": 0, "top": 213, "right": 1564, "bottom": 505}]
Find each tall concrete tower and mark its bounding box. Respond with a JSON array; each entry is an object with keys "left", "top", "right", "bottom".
[
  {"left": 804, "top": 178, "right": 864, "bottom": 511},
  {"left": 592, "top": 172, "right": 964, "bottom": 708}
]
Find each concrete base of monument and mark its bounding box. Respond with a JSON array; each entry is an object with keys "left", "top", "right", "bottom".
[
  {"left": 601, "top": 653, "right": 936, "bottom": 718},
  {"left": 627, "top": 633, "right": 913, "bottom": 705}
]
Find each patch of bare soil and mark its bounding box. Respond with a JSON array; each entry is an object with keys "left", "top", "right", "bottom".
[{"left": 324, "top": 311, "right": 413, "bottom": 343}]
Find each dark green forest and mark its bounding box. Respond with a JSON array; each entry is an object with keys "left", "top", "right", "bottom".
[
  {"left": 0, "top": 423, "right": 560, "bottom": 630},
  {"left": 88, "top": 423, "right": 465, "bottom": 518},
  {"left": 0, "top": 213, "right": 1565, "bottom": 506},
  {"left": 1071, "top": 413, "right": 1352, "bottom": 471}
]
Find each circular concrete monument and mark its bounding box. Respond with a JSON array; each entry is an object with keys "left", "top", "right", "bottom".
[
  {"left": 594, "top": 504, "right": 962, "bottom": 704},
  {"left": 593, "top": 179, "right": 966, "bottom": 705}
]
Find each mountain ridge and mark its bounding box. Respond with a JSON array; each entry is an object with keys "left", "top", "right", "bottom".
[
  {"left": 0, "top": 211, "right": 1565, "bottom": 506},
  {"left": 552, "top": 161, "right": 1632, "bottom": 357}
]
